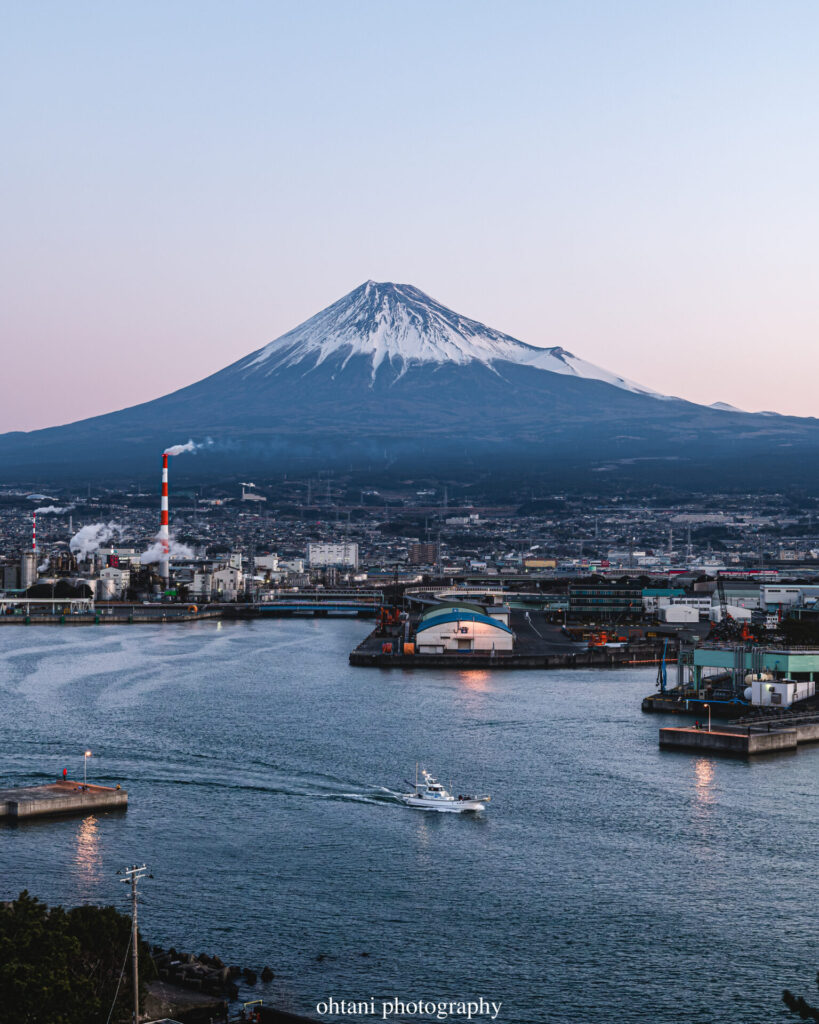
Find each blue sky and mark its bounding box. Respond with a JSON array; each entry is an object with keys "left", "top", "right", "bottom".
[{"left": 2, "top": 1, "right": 818, "bottom": 429}]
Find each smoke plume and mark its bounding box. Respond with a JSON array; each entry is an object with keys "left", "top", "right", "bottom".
[
  {"left": 141, "top": 535, "right": 194, "bottom": 564},
  {"left": 69, "top": 522, "right": 125, "bottom": 559},
  {"left": 35, "top": 505, "right": 74, "bottom": 515},
  {"left": 163, "top": 438, "right": 213, "bottom": 457}
]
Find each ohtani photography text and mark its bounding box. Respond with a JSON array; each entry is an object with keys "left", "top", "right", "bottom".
[{"left": 316, "top": 997, "right": 503, "bottom": 1020}]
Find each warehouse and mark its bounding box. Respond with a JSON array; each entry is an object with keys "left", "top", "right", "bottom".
[{"left": 415, "top": 602, "right": 514, "bottom": 655}]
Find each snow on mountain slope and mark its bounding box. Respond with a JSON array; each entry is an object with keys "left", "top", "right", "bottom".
[
  {"left": 519, "top": 345, "right": 663, "bottom": 397},
  {"left": 238, "top": 281, "right": 663, "bottom": 397}
]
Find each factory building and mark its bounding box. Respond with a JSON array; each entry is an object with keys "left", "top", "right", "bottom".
[
  {"left": 307, "top": 542, "right": 359, "bottom": 570},
  {"left": 641, "top": 588, "right": 685, "bottom": 613},
  {"left": 568, "top": 583, "right": 643, "bottom": 620},
  {"left": 191, "top": 571, "right": 213, "bottom": 598},
  {"left": 211, "top": 566, "right": 242, "bottom": 600},
  {"left": 98, "top": 566, "right": 130, "bottom": 598}
]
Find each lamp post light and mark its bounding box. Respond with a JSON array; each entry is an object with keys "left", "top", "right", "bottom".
[
  {"left": 703, "top": 703, "right": 711, "bottom": 733},
  {"left": 83, "top": 750, "right": 92, "bottom": 789}
]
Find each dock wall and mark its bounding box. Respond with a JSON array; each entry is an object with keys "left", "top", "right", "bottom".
[
  {"left": 659, "top": 727, "right": 798, "bottom": 755},
  {"left": 659, "top": 721, "right": 819, "bottom": 756},
  {"left": 350, "top": 645, "right": 666, "bottom": 670},
  {"left": 0, "top": 783, "right": 128, "bottom": 819}
]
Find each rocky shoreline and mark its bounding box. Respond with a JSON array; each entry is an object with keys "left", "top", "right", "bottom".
[{"left": 147, "top": 944, "right": 278, "bottom": 1023}]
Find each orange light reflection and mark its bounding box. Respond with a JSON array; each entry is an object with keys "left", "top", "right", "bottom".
[
  {"left": 74, "top": 815, "right": 102, "bottom": 887},
  {"left": 693, "top": 758, "right": 716, "bottom": 805},
  {"left": 458, "top": 670, "right": 491, "bottom": 692}
]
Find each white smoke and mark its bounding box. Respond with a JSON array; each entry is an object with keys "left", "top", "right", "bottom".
[
  {"left": 37, "top": 557, "right": 50, "bottom": 572},
  {"left": 141, "top": 535, "right": 194, "bottom": 565},
  {"left": 35, "top": 505, "right": 74, "bottom": 515},
  {"left": 163, "top": 438, "right": 213, "bottom": 457},
  {"left": 69, "top": 522, "right": 125, "bottom": 559}
]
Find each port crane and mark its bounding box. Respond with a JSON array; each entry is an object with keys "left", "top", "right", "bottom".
[{"left": 656, "top": 638, "right": 669, "bottom": 693}]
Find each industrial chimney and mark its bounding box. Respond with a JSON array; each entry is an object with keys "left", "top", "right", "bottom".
[
  {"left": 159, "top": 454, "right": 170, "bottom": 583},
  {"left": 20, "top": 510, "right": 38, "bottom": 590}
]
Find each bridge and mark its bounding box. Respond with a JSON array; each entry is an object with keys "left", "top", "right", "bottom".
[{"left": 255, "top": 590, "right": 383, "bottom": 616}]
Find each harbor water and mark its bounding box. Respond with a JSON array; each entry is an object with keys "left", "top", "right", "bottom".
[{"left": 0, "top": 619, "right": 813, "bottom": 1023}]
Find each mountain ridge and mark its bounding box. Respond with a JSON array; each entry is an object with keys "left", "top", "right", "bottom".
[
  {"left": 0, "top": 280, "right": 817, "bottom": 490},
  {"left": 231, "top": 281, "right": 662, "bottom": 397}
]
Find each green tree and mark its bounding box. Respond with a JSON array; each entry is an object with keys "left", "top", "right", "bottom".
[{"left": 0, "top": 892, "right": 155, "bottom": 1024}]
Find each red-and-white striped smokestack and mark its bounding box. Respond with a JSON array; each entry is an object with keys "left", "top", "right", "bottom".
[
  {"left": 32, "top": 511, "right": 36, "bottom": 552},
  {"left": 159, "top": 453, "right": 170, "bottom": 582}
]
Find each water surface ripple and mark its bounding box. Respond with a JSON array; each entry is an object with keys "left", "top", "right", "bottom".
[{"left": 0, "top": 620, "right": 812, "bottom": 1022}]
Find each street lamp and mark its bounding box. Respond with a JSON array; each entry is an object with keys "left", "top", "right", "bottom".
[
  {"left": 703, "top": 704, "right": 711, "bottom": 733},
  {"left": 83, "top": 750, "right": 92, "bottom": 789}
]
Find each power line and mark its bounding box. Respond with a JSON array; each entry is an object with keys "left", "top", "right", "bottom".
[{"left": 104, "top": 929, "right": 133, "bottom": 1024}]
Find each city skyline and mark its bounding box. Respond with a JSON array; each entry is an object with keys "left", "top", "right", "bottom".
[{"left": 3, "top": 1, "right": 819, "bottom": 432}]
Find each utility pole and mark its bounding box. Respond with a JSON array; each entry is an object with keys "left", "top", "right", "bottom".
[{"left": 121, "top": 864, "right": 149, "bottom": 1024}]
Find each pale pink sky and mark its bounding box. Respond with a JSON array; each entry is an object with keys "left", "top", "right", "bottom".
[{"left": 2, "top": 1, "right": 818, "bottom": 433}]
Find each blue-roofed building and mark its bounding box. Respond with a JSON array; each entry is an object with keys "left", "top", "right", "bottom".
[{"left": 415, "top": 602, "right": 514, "bottom": 654}]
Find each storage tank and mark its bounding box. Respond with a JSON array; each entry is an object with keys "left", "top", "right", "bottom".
[
  {"left": 96, "top": 578, "right": 117, "bottom": 601},
  {"left": 20, "top": 551, "right": 37, "bottom": 589}
]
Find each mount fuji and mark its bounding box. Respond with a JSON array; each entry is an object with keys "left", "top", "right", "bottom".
[{"left": 2, "top": 280, "right": 818, "bottom": 489}]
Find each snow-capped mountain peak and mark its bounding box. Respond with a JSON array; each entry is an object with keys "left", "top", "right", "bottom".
[{"left": 239, "top": 281, "right": 660, "bottom": 397}]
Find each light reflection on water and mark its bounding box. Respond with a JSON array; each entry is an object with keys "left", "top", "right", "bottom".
[
  {"left": 457, "top": 670, "right": 491, "bottom": 692},
  {"left": 73, "top": 815, "right": 102, "bottom": 895},
  {"left": 693, "top": 758, "right": 716, "bottom": 805}
]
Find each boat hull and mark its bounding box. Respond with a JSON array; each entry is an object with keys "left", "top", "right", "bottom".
[{"left": 401, "top": 797, "right": 486, "bottom": 812}]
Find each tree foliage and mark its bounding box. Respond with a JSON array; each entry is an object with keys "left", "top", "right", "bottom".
[{"left": 0, "top": 892, "right": 155, "bottom": 1024}]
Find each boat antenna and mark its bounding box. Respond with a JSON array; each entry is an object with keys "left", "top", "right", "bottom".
[{"left": 415, "top": 762, "right": 418, "bottom": 789}]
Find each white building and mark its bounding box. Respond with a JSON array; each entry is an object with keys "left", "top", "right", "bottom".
[
  {"left": 212, "top": 567, "right": 242, "bottom": 600},
  {"left": 191, "top": 571, "right": 213, "bottom": 598},
  {"left": 415, "top": 603, "right": 514, "bottom": 655},
  {"left": 99, "top": 566, "right": 130, "bottom": 597},
  {"left": 255, "top": 554, "right": 279, "bottom": 571},
  {"left": 658, "top": 605, "right": 699, "bottom": 623},
  {"left": 748, "top": 678, "right": 815, "bottom": 708},
  {"left": 307, "top": 542, "right": 359, "bottom": 570}
]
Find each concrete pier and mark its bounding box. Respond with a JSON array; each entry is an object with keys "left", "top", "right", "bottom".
[
  {"left": 0, "top": 780, "right": 128, "bottom": 820},
  {"left": 659, "top": 720, "right": 819, "bottom": 756},
  {"left": 659, "top": 726, "right": 798, "bottom": 755}
]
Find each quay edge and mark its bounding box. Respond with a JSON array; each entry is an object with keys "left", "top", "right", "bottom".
[
  {"left": 349, "top": 644, "right": 666, "bottom": 670},
  {"left": 0, "top": 781, "right": 128, "bottom": 820}
]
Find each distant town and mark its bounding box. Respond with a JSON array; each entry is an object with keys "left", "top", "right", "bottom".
[{"left": 4, "top": 475, "right": 819, "bottom": 647}]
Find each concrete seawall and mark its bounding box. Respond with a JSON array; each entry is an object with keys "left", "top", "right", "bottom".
[
  {"left": 350, "top": 645, "right": 666, "bottom": 670},
  {"left": 660, "top": 722, "right": 819, "bottom": 756},
  {"left": 0, "top": 781, "right": 128, "bottom": 819}
]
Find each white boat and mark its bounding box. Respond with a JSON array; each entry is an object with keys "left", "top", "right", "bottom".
[{"left": 400, "top": 767, "right": 490, "bottom": 813}]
